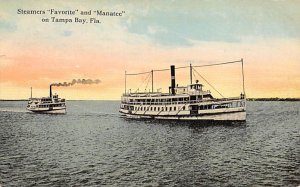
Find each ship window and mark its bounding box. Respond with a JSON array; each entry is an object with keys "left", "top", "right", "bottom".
[
  {"left": 170, "top": 107, "right": 172, "bottom": 111},
  {"left": 154, "top": 107, "right": 156, "bottom": 111},
  {"left": 183, "top": 106, "right": 185, "bottom": 110},
  {"left": 174, "top": 107, "right": 176, "bottom": 110}
]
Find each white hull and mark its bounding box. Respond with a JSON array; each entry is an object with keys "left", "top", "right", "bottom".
[
  {"left": 120, "top": 105, "right": 246, "bottom": 121},
  {"left": 122, "top": 111, "right": 246, "bottom": 121},
  {"left": 126, "top": 111, "right": 246, "bottom": 121},
  {"left": 27, "top": 108, "right": 66, "bottom": 114}
]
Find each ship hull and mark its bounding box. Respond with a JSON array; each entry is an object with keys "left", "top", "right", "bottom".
[
  {"left": 27, "top": 108, "right": 66, "bottom": 114},
  {"left": 120, "top": 110, "right": 246, "bottom": 121}
]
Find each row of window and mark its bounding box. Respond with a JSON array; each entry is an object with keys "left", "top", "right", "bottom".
[
  {"left": 198, "top": 102, "right": 243, "bottom": 110},
  {"left": 38, "top": 104, "right": 65, "bottom": 108},
  {"left": 121, "top": 101, "right": 244, "bottom": 112},
  {"left": 126, "top": 97, "right": 189, "bottom": 103},
  {"left": 41, "top": 99, "right": 52, "bottom": 101},
  {"left": 133, "top": 106, "right": 186, "bottom": 112}
]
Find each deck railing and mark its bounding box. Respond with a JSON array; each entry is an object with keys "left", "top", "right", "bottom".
[{"left": 121, "top": 97, "right": 244, "bottom": 105}]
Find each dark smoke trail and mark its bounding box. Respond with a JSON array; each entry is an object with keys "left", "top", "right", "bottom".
[{"left": 51, "top": 79, "right": 101, "bottom": 87}]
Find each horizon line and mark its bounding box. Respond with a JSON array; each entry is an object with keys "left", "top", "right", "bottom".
[{"left": 1, "top": 97, "right": 300, "bottom": 101}]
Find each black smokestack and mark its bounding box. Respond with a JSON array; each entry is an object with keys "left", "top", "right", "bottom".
[
  {"left": 171, "top": 65, "right": 175, "bottom": 95},
  {"left": 50, "top": 84, "right": 52, "bottom": 98}
]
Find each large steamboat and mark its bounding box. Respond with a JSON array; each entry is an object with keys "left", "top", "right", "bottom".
[
  {"left": 119, "top": 59, "right": 246, "bottom": 121},
  {"left": 26, "top": 85, "right": 66, "bottom": 114}
]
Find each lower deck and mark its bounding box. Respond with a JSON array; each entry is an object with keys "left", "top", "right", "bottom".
[
  {"left": 120, "top": 99, "right": 246, "bottom": 121},
  {"left": 27, "top": 101, "right": 66, "bottom": 114}
]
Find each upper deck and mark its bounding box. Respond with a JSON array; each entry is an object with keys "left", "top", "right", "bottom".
[
  {"left": 28, "top": 94, "right": 65, "bottom": 104},
  {"left": 123, "top": 83, "right": 210, "bottom": 97}
]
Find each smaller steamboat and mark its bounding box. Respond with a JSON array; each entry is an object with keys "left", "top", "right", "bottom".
[{"left": 27, "top": 85, "right": 66, "bottom": 114}]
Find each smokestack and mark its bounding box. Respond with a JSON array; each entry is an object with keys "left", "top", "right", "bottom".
[
  {"left": 50, "top": 84, "right": 52, "bottom": 98},
  {"left": 171, "top": 65, "right": 176, "bottom": 95}
]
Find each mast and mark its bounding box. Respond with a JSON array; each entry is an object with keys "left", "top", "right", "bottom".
[
  {"left": 241, "top": 58, "right": 246, "bottom": 97},
  {"left": 151, "top": 70, "right": 153, "bottom": 93},
  {"left": 125, "top": 71, "right": 127, "bottom": 94},
  {"left": 190, "top": 63, "right": 192, "bottom": 84},
  {"left": 30, "top": 87, "right": 32, "bottom": 99}
]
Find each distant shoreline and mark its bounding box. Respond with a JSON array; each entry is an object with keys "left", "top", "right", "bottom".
[
  {"left": 247, "top": 98, "right": 300, "bottom": 101},
  {"left": 0, "top": 99, "right": 29, "bottom": 101},
  {"left": 1, "top": 98, "right": 300, "bottom": 101}
]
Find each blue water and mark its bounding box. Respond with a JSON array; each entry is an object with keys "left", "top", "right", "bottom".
[{"left": 0, "top": 101, "right": 299, "bottom": 186}]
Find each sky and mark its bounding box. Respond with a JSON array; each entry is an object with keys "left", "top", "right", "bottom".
[{"left": 0, "top": 0, "right": 300, "bottom": 100}]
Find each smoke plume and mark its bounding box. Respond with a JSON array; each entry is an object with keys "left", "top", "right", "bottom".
[{"left": 51, "top": 79, "right": 101, "bottom": 87}]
